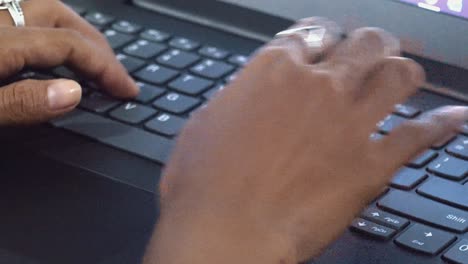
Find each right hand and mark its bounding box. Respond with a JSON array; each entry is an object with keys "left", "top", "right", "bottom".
[
  {"left": 0, "top": 0, "right": 138, "bottom": 125},
  {"left": 145, "top": 19, "right": 468, "bottom": 264}
]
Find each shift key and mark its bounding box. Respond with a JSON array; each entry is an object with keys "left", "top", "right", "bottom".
[{"left": 378, "top": 190, "right": 468, "bottom": 233}]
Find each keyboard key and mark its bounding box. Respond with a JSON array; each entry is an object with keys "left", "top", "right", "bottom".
[
  {"left": 85, "top": 12, "right": 114, "bottom": 26},
  {"left": 228, "top": 54, "right": 249, "bottom": 66},
  {"left": 116, "top": 54, "right": 145, "bottom": 73},
  {"left": 110, "top": 102, "right": 156, "bottom": 125},
  {"left": 225, "top": 73, "right": 238, "bottom": 83},
  {"left": 168, "top": 74, "right": 213, "bottom": 95},
  {"left": 134, "top": 64, "right": 179, "bottom": 85},
  {"left": 153, "top": 93, "right": 201, "bottom": 114},
  {"left": 378, "top": 190, "right": 468, "bottom": 233},
  {"left": 134, "top": 82, "right": 165, "bottom": 104},
  {"left": 112, "top": 20, "right": 142, "bottom": 34},
  {"left": 362, "top": 208, "right": 409, "bottom": 230},
  {"left": 140, "top": 29, "right": 170, "bottom": 42},
  {"left": 395, "top": 224, "right": 455, "bottom": 255},
  {"left": 203, "top": 84, "right": 226, "bottom": 100},
  {"left": 428, "top": 155, "right": 468, "bottom": 181},
  {"left": 390, "top": 167, "right": 427, "bottom": 190},
  {"left": 199, "top": 46, "right": 230, "bottom": 60},
  {"left": 447, "top": 136, "right": 468, "bottom": 160},
  {"left": 377, "top": 115, "right": 407, "bottom": 134},
  {"left": 350, "top": 218, "right": 396, "bottom": 240},
  {"left": 461, "top": 123, "right": 468, "bottom": 136},
  {"left": 394, "top": 104, "right": 420, "bottom": 118},
  {"left": 443, "top": 239, "right": 468, "bottom": 264},
  {"left": 17, "top": 71, "right": 54, "bottom": 81},
  {"left": 52, "top": 66, "right": 79, "bottom": 80},
  {"left": 191, "top": 59, "right": 235, "bottom": 79},
  {"left": 104, "top": 29, "right": 135, "bottom": 49},
  {"left": 169, "top": 37, "right": 200, "bottom": 51},
  {"left": 432, "top": 135, "right": 456, "bottom": 149},
  {"left": 123, "top": 39, "right": 167, "bottom": 59},
  {"left": 80, "top": 92, "right": 120, "bottom": 113},
  {"left": 145, "top": 113, "right": 186, "bottom": 136},
  {"left": 418, "top": 177, "right": 468, "bottom": 210},
  {"left": 157, "top": 49, "right": 200, "bottom": 69},
  {"left": 407, "top": 149, "right": 438, "bottom": 168},
  {"left": 53, "top": 110, "right": 173, "bottom": 164}
]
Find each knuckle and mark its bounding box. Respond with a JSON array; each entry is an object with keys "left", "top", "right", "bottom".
[
  {"left": 259, "top": 46, "right": 292, "bottom": 62},
  {"left": 0, "top": 81, "right": 44, "bottom": 123}
]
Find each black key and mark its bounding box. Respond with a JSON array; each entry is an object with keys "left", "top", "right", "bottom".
[
  {"left": 104, "top": 29, "right": 135, "bottom": 49},
  {"left": 378, "top": 190, "right": 468, "bottom": 233},
  {"left": 53, "top": 110, "right": 173, "bottom": 164},
  {"left": 140, "top": 29, "right": 171, "bottom": 42},
  {"left": 395, "top": 224, "right": 456, "bottom": 255},
  {"left": 447, "top": 136, "right": 468, "bottom": 160},
  {"left": 225, "top": 73, "right": 238, "bottom": 83},
  {"left": 394, "top": 104, "right": 420, "bottom": 118},
  {"left": 428, "top": 155, "right": 468, "bottom": 181},
  {"left": 110, "top": 102, "right": 156, "bottom": 125},
  {"left": 116, "top": 54, "right": 145, "bottom": 73},
  {"left": 370, "top": 133, "right": 385, "bottom": 141},
  {"left": 80, "top": 92, "right": 120, "bottom": 113},
  {"left": 157, "top": 49, "right": 200, "bottom": 69},
  {"left": 443, "top": 239, "right": 468, "bottom": 264},
  {"left": 85, "top": 12, "right": 114, "bottom": 26},
  {"left": 134, "top": 64, "right": 179, "bottom": 85},
  {"left": 134, "top": 82, "right": 165, "bottom": 104},
  {"left": 112, "top": 20, "right": 142, "bottom": 34},
  {"left": 17, "top": 71, "right": 54, "bottom": 80},
  {"left": 168, "top": 74, "right": 213, "bottom": 95},
  {"left": 153, "top": 92, "right": 201, "bottom": 114},
  {"left": 228, "top": 54, "right": 249, "bottom": 66},
  {"left": 432, "top": 135, "right": 456, "bottom": 149},
  {"left": 377, "top": 115, "right": 407, "bottom": 134},
  {"left": 145, "top": 113, "right": 186, "bottom": 137},
  {"left": 390, "top": 167, "right": 427, "bottom": 190},
  {"left": 191, "top": 59, "right": 235, "bottom": 79},
  {"left": 123, "top": 40, "right": 167, "bottom": 59},
  {"left": 203, "top": 84, "right": 226, "bottom": 100},
  {"left": 169, "top": 37, "right": 200, "bottom": 51},
  {"left": 350, "top": 218, "right": 396, "bottom": 240},
  {"left": 461, "top": 123, "right": 468, "bottom": 136},
  {"left": 407, "top": 149, "right": 438, "bottom": 168},
  {"left": 52, "top": 66, "right": 79, "bottom": 80},
  {"left": 68, "top": 4, "right": 86, "bottom": 15},
  {"left": 418, "top": 177, "right": 468, "bottom": 210},
  {"left": 362, "top": 208, "right": 409, "bottom": 230},
  {"left": 199, "top": 46, "right": 230, "bottom": 60}
]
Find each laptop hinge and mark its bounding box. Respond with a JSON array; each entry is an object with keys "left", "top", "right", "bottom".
[{"left": 133, "top": 1, "right": 272, "bottom": 43}]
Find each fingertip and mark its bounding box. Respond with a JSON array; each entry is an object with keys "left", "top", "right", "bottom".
[{"left": 47, "top": 79, "right": 82, "bottom": 111}]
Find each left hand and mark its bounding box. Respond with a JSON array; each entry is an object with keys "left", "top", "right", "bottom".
[{"left": 0, "top": 0, "right": 138, "bottom": 124}]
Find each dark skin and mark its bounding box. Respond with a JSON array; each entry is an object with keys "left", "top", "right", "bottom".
[{"left": 0, "top": 2, "right": 466, "bottom": 263}]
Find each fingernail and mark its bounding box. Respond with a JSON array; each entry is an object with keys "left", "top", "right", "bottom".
[{"left": 47, "top": 80, "right": 82, "bottom": 111}]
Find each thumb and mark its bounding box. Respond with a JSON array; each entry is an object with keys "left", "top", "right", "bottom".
[{"left": 0, "top": 79, "right": 82, "bottom": 125}]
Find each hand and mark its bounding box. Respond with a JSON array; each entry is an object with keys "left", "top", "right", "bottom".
[
  {"left": 0, "top": 0, "right": 138, "bottom": 124},
  {"left": 144, "top": 19, "right": 468, "bottom": 264}
]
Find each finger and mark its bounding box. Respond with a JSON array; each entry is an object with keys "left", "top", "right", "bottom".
[
  {"left": 272, "top": 17, "right": 343, "bottom": 63},
  {"left": 374, "top": 106, "right": 468, "bottom": 171},
  {"left": 0, "top": 27, "right": 138, "bottom": 98},
  {"left": 0, "top": 79, "right": 81, "bottom": 125},
  {"left": 320, "top": 27, "right": 400, "bottom": 94},
  {"left": 358, "top": 57, "right": 425, "bottom": 128}
]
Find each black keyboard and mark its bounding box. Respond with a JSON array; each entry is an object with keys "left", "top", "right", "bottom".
[{"left": 13, "top": 5, "right": 468, "bottom": 264}]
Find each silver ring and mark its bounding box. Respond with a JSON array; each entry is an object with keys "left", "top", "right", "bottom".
[
  {"left": 0, "top": 0, "right": 25, "bottom": 27},
  {"left": 276, "top": 25, "right": 328, "bottom": 49}
]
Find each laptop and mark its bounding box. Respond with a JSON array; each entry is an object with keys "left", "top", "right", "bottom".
[{"left": 0, "top": 0, "right": 467, "bottom": 263}]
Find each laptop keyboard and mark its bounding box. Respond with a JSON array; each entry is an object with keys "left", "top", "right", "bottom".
[{"left": 11, "top": 5, "right": 468, "bottom": 263}]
